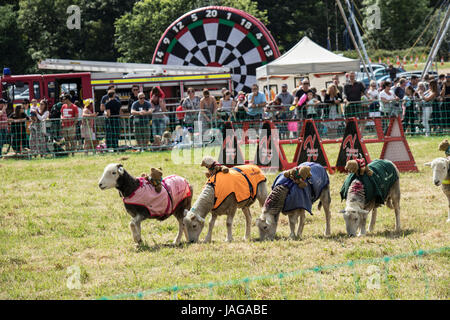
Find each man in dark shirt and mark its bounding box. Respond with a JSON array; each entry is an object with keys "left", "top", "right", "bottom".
[
  {"left": 388, "top": 64, "right": 397, "bottom": 81},
  {"left": 344, "top": 71, "right": 367, "bottom": 118},
  {"left": 394, "top": 78, "right": 407, "bottom": 100},
  {"left": 128, "top": 85, "right": 139, "bottom": 113},
  {"left": 293, "top": 79, "right": 313, "bottom": 119},
  {"left": 100, "top": 85, "right": 121, "bottom": 114},
  {"left": 105, "top": 90, "right": 122, "bottom": 151}
]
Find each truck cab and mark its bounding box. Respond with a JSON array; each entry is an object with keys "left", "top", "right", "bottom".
[{"left": 0, "top": 70, "right": 92, "bottom": 108}]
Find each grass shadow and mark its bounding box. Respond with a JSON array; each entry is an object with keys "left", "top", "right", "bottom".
[
  {"left": 134, "top": 241, "right": 192, "bottom": 253},
  {"left": 368, "top": 228, "right": 416, "bottom": 238}
]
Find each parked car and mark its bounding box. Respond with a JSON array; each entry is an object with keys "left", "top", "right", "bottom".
[
  {"left": 358, "top": 66, "right": 406, "bottom": 86},
  {"left": 397, "top": 71, "right": 438, "bottom": 79}
]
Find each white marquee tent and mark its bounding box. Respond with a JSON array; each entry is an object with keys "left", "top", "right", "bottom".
[{"left": 256, "top": 36, "right": 360, "bottom": 79}]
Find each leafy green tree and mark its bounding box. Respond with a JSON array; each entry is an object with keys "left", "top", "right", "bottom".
[
  {"left": 362, "top": 0, "right": 433, "bottom": 50},
  {"left": 114, "top": 0, "right": 267, "bottom": 63},
  {"left": 17, "top": 0, "right": 135, "bottom": 72},
  {"left": 0, "top": 3, "right": 31, "bottom": 74}
]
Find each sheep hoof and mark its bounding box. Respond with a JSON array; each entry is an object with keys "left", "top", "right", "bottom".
[
  {"left": 225, "top": 237, "right": 233, "bottom": 243},
  {"left": 134, "top": 240, "right": 143, "bottom": 249},
  {"left": 289, "top": 234, "right": 296, "bottom": 240},
  {"left": 324, "top": 231, "right": 331, "bottom": 237}
]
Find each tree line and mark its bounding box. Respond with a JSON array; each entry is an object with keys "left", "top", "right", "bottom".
[{"left": 0, "top": 0, "right": 446, "bottom": 75}]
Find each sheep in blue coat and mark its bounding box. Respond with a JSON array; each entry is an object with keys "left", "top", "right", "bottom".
[{"left": 256, "top": 162, "right": 331, "bottom": 240}]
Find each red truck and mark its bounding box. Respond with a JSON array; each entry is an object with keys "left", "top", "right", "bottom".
[{"left": 0, "top": 71, "right": 92, "bottom": 108}]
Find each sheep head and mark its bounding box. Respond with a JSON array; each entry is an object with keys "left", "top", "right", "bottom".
[
  {"left": 425, "top": 158, "right": 450, "bottom": 186},
  {"left": 341, "top": 206, "right": 369, "bottom": 237},
  {"left": 183, "top": 209, "right": 205, "bottom": 243},
  {"left": 99, "top": 163, "right": 124, "bottom": 190},
  {"left": 256, "top": 215, "right": 277, "bottom": 241}
]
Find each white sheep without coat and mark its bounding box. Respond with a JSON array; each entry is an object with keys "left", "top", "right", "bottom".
[{"left": 425, "top": 157, "right": 450, "bottom": 223}]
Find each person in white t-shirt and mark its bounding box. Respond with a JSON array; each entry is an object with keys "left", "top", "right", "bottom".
[
  {"left": 367, "top": 80, "right": 380, "bottom": 117},
  {"left": 379, "top": 81, "right": 399, "bottom": 116}
]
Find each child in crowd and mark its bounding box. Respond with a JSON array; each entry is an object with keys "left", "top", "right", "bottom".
[{"left": 306, "top": 91, "right": 320, "bottom": 119}]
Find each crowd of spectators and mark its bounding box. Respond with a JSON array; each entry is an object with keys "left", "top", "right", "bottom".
[{"left": 0, "top": 71, "right": 449, "bottom": 157}]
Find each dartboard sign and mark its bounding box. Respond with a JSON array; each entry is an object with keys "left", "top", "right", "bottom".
[{"left": 152, "top": 6, "right": 280, "bottom": 94}]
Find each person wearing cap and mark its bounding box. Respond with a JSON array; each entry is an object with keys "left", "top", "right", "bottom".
[
  {"left": 80, "top": 99, "right": 98, "bottom": 154},
  {"left": 247, "top": 84, "right": 266, "bottom": 121},
  {"left": 293, "top": 80, "right": 313, "bottom": 119},
  {"left": 273, "top": 84, "right": 294, "bottom": 138},
  {"left": 131, "top": 92, "right": 152, "bottom": 149},
  {"left": 0, "top": 99, "right": 8, "bottom": 157}
]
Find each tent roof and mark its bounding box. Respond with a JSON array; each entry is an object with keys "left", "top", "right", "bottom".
[{"left": 256, "top": 36, "right": 360, "bottom": 78}]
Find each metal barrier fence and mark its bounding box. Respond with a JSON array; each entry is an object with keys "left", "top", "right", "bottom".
[
  {"left": 0, "top": 99, "right": 449, "bottom": 158},
  {"left": 98, "top": 246, "right": 449, "bottom": 300}
]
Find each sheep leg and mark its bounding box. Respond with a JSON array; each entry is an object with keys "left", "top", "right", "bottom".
[
  {"left": 394, "top": 202, "right": 401, "bottom": 232},
  {"left": 288, "top": 213, "right": 298, "bottom": 239},
  {"left": 297, "top": 210, "right": 306, "bottom": 239},
  {"left": 130, "top": 214, "right": 145, "bottom": 245},
  {"left": 358, "top": 214, "right": 367, "bottom": 237},
  {"left": 369, "top": 207, "right": 377, "bottom": 232},
  {"left": 447, "top": 196, "right": 450, "bottom": 223},
  {"left": 225, "top": 211, "right": 236, "bottom": 243},
  {"left": 204, "top": 214, "right": 217, "bottom": 243},
  {"left": 242, "top": 207, "right": 252, "bottom": 241},
  {"left": 321, "top": 188, "right": 332, "bottom": 236},
  {"left": 173, "top": 218, "right": 184, "bottom": 245}
]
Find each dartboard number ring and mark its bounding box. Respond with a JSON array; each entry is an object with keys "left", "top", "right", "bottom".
[{"left": 152, "top": 6, "right": 280, "bottom": 93}]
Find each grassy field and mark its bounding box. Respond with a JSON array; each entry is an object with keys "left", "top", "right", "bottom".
[
  {"left": 403, "top": 62, "right": 450, "bottom": 73},
  {"left": 0, "top": 136, "right": 449, "bottom": 300}
]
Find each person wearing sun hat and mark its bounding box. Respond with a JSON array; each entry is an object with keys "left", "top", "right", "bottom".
[{"left": 81, "top": 98, "right": 98, "bottom": 154}]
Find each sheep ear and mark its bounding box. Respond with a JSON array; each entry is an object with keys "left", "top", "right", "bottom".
[
  {"left": 424, "top": 162, "right": 431, "bottom": 167},
  {"left": 339, "top": 209, "right": 346, "bottom": 214},
  {"left": 183, "top": 209, "right": 189, "bottom": 217},
  {"left": 359, "top": 209, "right": 369, "bottom": 218}
]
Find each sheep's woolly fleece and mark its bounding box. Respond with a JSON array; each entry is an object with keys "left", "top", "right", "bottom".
[
  {"left": 206, "top": 165, "right": 266, "bottom": 210},
  {"left": 340, "top": 159, "right": 398, "bottom": 205},
  {"left": 271, "top": 162, "right": 329, "bottom": 214},
  {"left": 123, "top": 175, "right": 191, "bottom": 218}
]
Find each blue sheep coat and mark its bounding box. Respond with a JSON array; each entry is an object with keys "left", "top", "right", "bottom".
[{"left": 272, "top": 162, "right": 329, "bottom": 214}]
